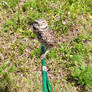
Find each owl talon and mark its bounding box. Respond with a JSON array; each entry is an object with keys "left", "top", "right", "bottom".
[{"left": 41, "top": 54, "right": 45, "bottom": 60}]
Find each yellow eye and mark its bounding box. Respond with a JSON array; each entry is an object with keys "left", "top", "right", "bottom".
[{"left": 42, "top": 22, "right": 45, "bottom": 24}]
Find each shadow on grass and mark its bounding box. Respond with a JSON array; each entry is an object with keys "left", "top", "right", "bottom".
[
  {"left": 67, "top": 75, "right": 87, "bottom": 92},
  {"left": 0, "top": 86, "right": 9, "bottom": 92}
]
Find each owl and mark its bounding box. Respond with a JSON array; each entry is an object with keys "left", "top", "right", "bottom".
[{"left": 33, "top": 18, "right": 57, "bottom": 58}]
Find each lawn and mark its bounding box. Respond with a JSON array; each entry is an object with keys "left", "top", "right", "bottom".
[{"left": 0, "top": 0, "right": 92, "bottom": 92}]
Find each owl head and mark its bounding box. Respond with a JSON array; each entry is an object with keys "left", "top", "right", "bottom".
[{"left": 33, "top": 18, "right": 48, "bottom": 31}]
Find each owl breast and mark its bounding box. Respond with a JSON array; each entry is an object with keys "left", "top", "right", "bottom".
[{"left": 38, "top": 28, "right": 56, "bottom": 46}]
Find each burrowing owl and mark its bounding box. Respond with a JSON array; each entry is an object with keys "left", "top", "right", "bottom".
[{"left": 33, "top": 18, "right": 57, "bottom": 57}]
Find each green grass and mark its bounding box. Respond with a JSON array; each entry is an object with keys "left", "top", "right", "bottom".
[{"left": 0, "top": 0, "right": 92, "bottom": 92}]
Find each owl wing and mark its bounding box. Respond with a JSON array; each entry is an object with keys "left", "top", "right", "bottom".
[{"left": 44, "top": 29, "right": 57, "bottom": 46}]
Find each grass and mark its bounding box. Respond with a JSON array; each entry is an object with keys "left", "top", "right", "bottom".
[{"left": 0, "top": 0, "right": 92, "bottom": 92}]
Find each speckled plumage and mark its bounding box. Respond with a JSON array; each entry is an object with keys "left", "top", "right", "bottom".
[{"left": 33, "top": 18, "right": 57, "bottom": 49}]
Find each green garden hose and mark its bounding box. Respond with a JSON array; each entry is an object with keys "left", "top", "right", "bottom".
[{"left": 41, "top": 45, "right": 52, "bottom": 92}]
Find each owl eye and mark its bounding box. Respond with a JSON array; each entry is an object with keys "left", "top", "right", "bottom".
[
  {"left": 35, "top": 24, "right": 38, "bottom": 26},
  {"left": 42, "top": 22, "right": 45, "bottom": 24},
  {"left": 34, "top": 23, "right": 38, "bottom": 26}
]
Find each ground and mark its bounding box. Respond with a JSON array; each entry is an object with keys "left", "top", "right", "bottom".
[{"left": 0, "top": 0, "right": 92, "bottom": 92}]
